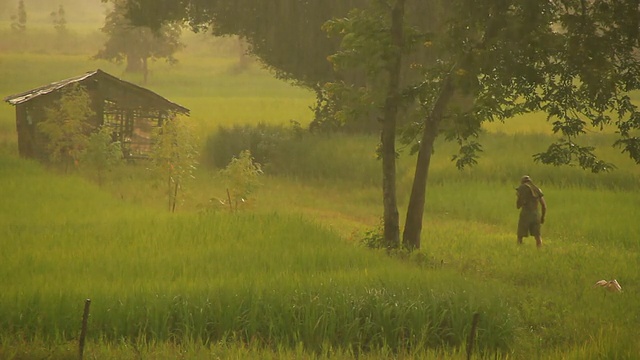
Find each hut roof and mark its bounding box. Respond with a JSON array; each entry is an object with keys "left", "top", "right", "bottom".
[{"left": 3, "top": 69, "right": 189, "bottom": 114}]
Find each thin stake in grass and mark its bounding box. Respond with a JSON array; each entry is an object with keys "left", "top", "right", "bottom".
[
  {"left": 466, "top": 312, "right": 480, "bottom": 360},
  {"left": 227, "top": 188, "right": 233, "bottom": 212},
  {"left": 79, "top": 298, "right": 91, "bottom": 360}
]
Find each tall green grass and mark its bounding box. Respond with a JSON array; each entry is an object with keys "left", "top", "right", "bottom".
[
  {"left": 0, "top": 154, "right": 518, "bottom": 358},
  {"left": 2, "top": 131, "right": 639, "bottom": 358}
]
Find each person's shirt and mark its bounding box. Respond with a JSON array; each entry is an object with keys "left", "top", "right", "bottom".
[{"left": 516, "top": 182, "right": 544, "bottom": 212}]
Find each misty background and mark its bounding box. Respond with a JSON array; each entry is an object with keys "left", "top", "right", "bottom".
[
  {"left": 0, "top": 0, "right": 107, "bottom": 24},
  {"left": 0, "top": 0, "right": 240, "bottom": 62}
]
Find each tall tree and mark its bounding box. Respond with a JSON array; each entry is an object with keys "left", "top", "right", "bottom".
[
  {"left": 379, "top": 0, "right": 405, "bottom": 248},
  {"left": 324, "top": 0, "right": 411, "bottom": 247},
  {"left": 10, "top": 0, "right": 26, "bottom": 32},
  {"left": 50, "top": 4, "right": 67, "bottom": 34},
  {"left": 95, "top": 0, "right": 183, "bottom": 84},
  {"left": 323, "top": 0, "right": 443, "bottom": 249}
]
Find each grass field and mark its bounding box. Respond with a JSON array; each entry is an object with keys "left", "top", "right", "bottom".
[{"left": 1, "top": 26, "right": 640, "bottom": 359}]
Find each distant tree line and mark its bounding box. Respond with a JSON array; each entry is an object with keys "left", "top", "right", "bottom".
[{"left": 7, "top": 1, "right": 67, "bottom": 34}]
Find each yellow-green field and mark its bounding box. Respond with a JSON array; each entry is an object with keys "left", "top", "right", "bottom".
[{"left": 1, "top": 25, "right": 639, "bottom": 359}]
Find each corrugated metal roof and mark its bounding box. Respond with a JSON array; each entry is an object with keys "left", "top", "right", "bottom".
[
  {"left": 4, "top": 71, "right": 98, "bottom": 105},
  {"left": 3, "top": 69, "right": 189, "bottom": 114}
]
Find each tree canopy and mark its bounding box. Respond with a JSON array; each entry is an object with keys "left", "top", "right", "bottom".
[
  {"left": 122, "top": 0, "right": 441, "bottom": 88},
  {"left": 121, "top": 0, "right": 355, "bottom": 85},
  {"left": 96, "top": 0, "right": 183, "bottom": 83},
  {"left": 10, "top": 0, "right": 27, "bottom": 32}
]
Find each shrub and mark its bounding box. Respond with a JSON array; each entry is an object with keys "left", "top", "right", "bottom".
[
  {"left": 218, "top": 149, "right": 263, "bottom": 212},
  {"left": 202, "top": 123, "right": 380, "bottom": 186},
  {"left": 37, "top": 83, "right": 94, "bottom": 171},
  {"left": 359, "top": 220, "right": 385, "bottom": 249},
  {"left": 81, "top": 125, "right": 122, "bottom": 186}
]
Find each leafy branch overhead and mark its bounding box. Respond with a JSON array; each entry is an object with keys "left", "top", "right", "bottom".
[{"left": 327, "top": 0, "right": 640, "bottom": 173}]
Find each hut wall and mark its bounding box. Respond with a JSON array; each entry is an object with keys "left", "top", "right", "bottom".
[
  {"left": 15, "top": 103, "right": 50, "bottom": 160},
  {"left": 15, "top": 104, "right": 33, "bottom": 158}
]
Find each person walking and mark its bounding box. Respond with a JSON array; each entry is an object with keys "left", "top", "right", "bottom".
[{"left": 516, "top": 175, "right": 547, "bottom": 248}]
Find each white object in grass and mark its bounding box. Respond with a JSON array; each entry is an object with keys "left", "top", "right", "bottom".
[{"left": 594, "top": 279, "right": 622, "bottom": 292}]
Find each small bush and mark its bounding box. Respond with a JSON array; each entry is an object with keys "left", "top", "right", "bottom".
[
  {"left": 37, "top": 83, "right": 95, "bottom": 170},
  {"left": 219, "top": 149, "right": 263, "bottom": 211},
  {"left": 81, "top": 125, "right": 122, "bottom": 186},
  {"left": 359, "top": 221, "right": 385, "bottom": 249}
]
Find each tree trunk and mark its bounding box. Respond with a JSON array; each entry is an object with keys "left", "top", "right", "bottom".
[
  {"left": 381, "top": 0, "right": 405, "bottom": 249},
  {"left": 125, "top": 54, "right": 143, "bottom": 73},
  {"left": 401, "top": 120, "right": 438, "bottom": 251},
  {"left": 171, "top": 180, "right": 179, "bottom": 213},
  {"left": 143, "top": 56, "right": 149, "bottom": 84},
  {"left": 402, "top": 77, "right": 454, "bottom": 250},
  {"left": 401, "top": 0, "right": 507, "bottom": 250},
  {"left": 238, "top": 36, "right": 251, "bottom": 71}
]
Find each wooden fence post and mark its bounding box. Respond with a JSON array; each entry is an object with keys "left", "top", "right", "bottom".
[
  {"left": 79, "top": 299, "right": 91, "bottom": 360},
  {"left": 226, "top": 188, "right": 233, "bottom": 212},
  {"left": 466, "top": 312, "right": 480, "bottom": 360}
]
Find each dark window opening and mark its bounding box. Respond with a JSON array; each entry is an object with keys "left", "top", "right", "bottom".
[{"left": 103, "top": 99, "right": 167, "bottom": 158}]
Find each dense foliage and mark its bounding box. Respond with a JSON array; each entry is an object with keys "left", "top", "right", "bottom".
[{"left": 37, "top": 84, "right": 95, "bottom": 169}]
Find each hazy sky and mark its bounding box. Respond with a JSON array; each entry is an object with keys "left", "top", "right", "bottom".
[{"left": 3, "top": 0, "right": 109, "bottom": 25}]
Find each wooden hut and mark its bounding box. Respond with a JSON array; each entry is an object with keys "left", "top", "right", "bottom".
[{"left": 3, "top": 69, "right": 189, "bottom": 160}]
